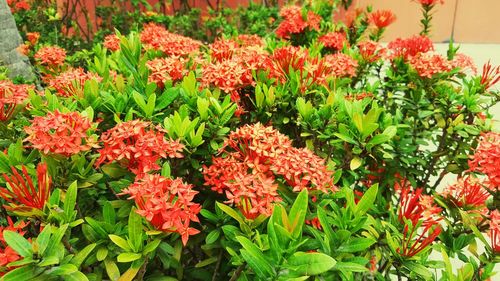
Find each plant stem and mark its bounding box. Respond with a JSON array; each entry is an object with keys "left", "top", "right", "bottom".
[
  {"left": 211, "top": 251, "right": 223, "bottom": 281},
  {"left": 229, "top": 264, "right": 245, "bottom": 281}
]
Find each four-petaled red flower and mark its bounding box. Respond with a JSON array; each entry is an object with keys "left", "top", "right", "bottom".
[
  {"left": 409, "top": 53, "right": 453, "bottom": 78},
  {"left": 96, "top": 120, "right": 184, "bottom": 176},
  {"left": 387, "top": 35, "right": 434, "bottom": 60},
  {"left": 0, "top": 162, "right": 51, "bottom": 214},
  {"left": 24, "top": 110, "right": 98, "bottom": 156},
  {"left": 368, "top": 10, "right": 397, "bottom": 29},
  {"left": 34, "top": 46, "right": 67, "bottom": 67},
  {"left": 120, "top": 174, "right": 201, "bottom": 246},
  {"left": 323, "top": 53, "right": 359, "bottom": 78},
  {"left": 318, "top": 32, "right": 348, "bottom": 51},
  {"left": 276, "top": 6, "right": 321, "bottom": 39}
]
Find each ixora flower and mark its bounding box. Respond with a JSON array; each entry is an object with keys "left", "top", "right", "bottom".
[
  {"left": 26, "top": 32, "right": 40, "bottom": 46},
  {"left": 203, "top": 123, "right": 336, "bottom": 219},
  {"left": 358, "top": 40, "right": 386, "bottom": 62},
  {"left": 409, "top": 52, "right": 453, "bottom": 78},
  {"left": 387, "top": 35, "right": 434, "bottom": 60},
  {"left": 415, "top": 0, "right": 444, "bottom": 6},
  {"left": 140, "top": 23, "right": 202, "bottom": 57},
  {"left": 480, "top": 61, "right": 500, "bottom": 91},
  {"left": 0, "top": 80, "right": 33, "bottom": 121},
  {"left": 146, "top": 57, "right": 187, "bottom": 88},
  {"left": 450, "top": 53, "right": 477, "bottom": 74},
  {"left": 34, "top": 45, "right": 67, "bottom": 67},
  {"left": 318, "top": 32, "right": 348, "bottom": 51},
  {"left": 396, "top": 179, "right": 442, "bottom": 257},
  {"left": 489, "top": 210, "right": 500, "bottom": 253},
  {"left": 0, "top": 163, "right": 51, "bottom": 216},
  {"left": 0, "top": 217, "right": 28, "bottom": 274},
  {"left": 440, "top": 176, "right": 490, "bottom": 209},
  {"left": 368, "top": 10, "right": 397, "bottom": 29},
  {"left": 120, "top": 174, "right": 201, "bottom": 246},
  {"left": 323, "top": 53, "right": 359, "bottom": 78},
  {"left": 47, "top": 68, "right": 102, "bottom": 98},
  {"left": 24, "top": 110, "right": 98, "bottom": 156},
  {"left": 96, "top": 120, "right": 184, "bottom": 176},
  {"left": 468, "top": 132, "right": 500, "bottom": 190},
  {"left": 103, "top": 34, "right": 121, "bottom": 51},
  {"left": 276, "top": 6, "right": 321, "bottom": 39}
]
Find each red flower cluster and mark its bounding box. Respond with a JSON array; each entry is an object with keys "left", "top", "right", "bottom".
[
  {"left": 26, "top": 32, "right": 40, "bottom": 46},
  {"left": 368, "top": 10, "right": 397, "bottom": 29},
  {"left": 468, "top": 132, "right": 500, "bottom": 190},
  {"left": 146, "top": 57, "right": 187, "bottom": 88},
  {"left": 209, "top": 38, "right": 240, "bottom": 62},
  {"left": 6, "top": 0, "right": 30, "bottom": 12},
  {"left": 0, "top": 163, "right": 51, "bottom": 213},
  {"left": 451, "top": 53, "right": 477, "bottom": 74},
  {"left": 409, "top": 53, "right": 453, "bottom": 78},
  {"left": 440, "top": 176, "right": 489, "bottom": 209},
  {"left": 323, "top": 53, "right": 359, "bottom": 78},
  {"left": 0, "top": 217, "right": 28, "bottom": 275},
  {"left": 318, "top": 32, "right": 347, "bottom": 51},
  {"left": 235, "top": 34, "right": 264, "bottom": 47},
  {"left": 276, "top": 6, "right": 321, "bottom": 39},
  {"left": 203, "top": 123, "right": 336, "bottom": 219},
  {"left": 489, "top": 210, "right": 500, "bottom": 253},
  {"left": 24, "top": 110, "right": 97, "bottom": 156},
  {"left": 271, "top": 46, "right": 308, "bottom": 81},
  {"left": 480, "top": 61, "right": 500, "bottom": 91},
  {"left": 48, "top": 68, "right": 102, "bottom": 97},
  {"left": 0, "top": 80, "right": 33, "bottom": 121},
  {"left": 397, "top": 179, "right": 442, "bottom": 257},
  {"left": 34, "top": 46, "right": 67, "bottom": 67},
  {"left": 358, "top": 40, "right": 386, "bottom": 62},
  {"left": 96, "top": 120, "right": 184, "bottom": 176},
  {"left": 387, "top": 35, "right": 434, "bottom": 60},
  {"left": 120, "top": 174, "right": 201, "bottom": 245},
  {"left": 140, "top": 23, "right": 202, "bottom": 57},
  {"left": 103, "top": 34, "right": 121, "bottom": 52}
]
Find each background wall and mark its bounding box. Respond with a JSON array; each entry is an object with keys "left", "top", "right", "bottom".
[{"left": 360, "top": 0, "right": 500, "bottom": 43}]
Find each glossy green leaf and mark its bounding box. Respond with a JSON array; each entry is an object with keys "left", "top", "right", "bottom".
[{"left": 286, "top": 252, "right": 336, "bottom": 276}]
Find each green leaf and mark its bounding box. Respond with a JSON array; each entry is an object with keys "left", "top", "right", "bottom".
[
  {"left": 288, "top": 189, "right": 308, "bottom": 238},
  {"left": 109, "top": 235, "right": 132, "bottom": 251},
  {"left": 145, "top": 93, "right": 156, "bottom": 117},
  {"left": 216, "top": 202, "right": 246, "bottom": 226},
  {"left": 38, "top": 256, "right": 59, "bottom": 267},
  {"left": 350, "top": 157, "right": 362, "bottom": 171},
  {"left": 236, "top": 236, "right": 274, "bottom": 278},
  {"left": 404, "top": 261, "right": 433, "bottom": 279},
  {"left": 96, "top": 247, "right": 109, "bottom": 261},
  {"left": 117, "top": 253, "right": 142, "bottom": 263},
  {"left": 195, "top": 256, "right": 218, "bottom": 268},
  {"left": 4, "top": 230, "right": 32, "bottom": 258},
  {"left": 334, "top": 262, "right": 368, "bottom": 272},
  {"left": 2, "top": 266, "right": 39, "bottom": 281},
  {"left": 354, "top": 184, "right": 378, "bottom": 217},
  {"left": 104, "top": 259, "right": 121, "bottom": 281},
  {"left": 132, "top": 91, "right": 147, "bottom": 113},
  {"left": 128, "top": 208, "right": 143, "bottom": 252},
  {"left": 66, "top": 271, "right": 90, "bottom": 281},
  {"left": 103, "top": 202, "right": 116, "bottom": 225},
  {"left": 287, "top": 252, "right": 336, "bottom": 276},
  {"left": 143, "top": 239, "right": 161, "bottom": 254},
  {"left": 36, "top": 224, "right": 52, "bottom": 256},
  {"left": 205, "top": 230, "right": 220, "bottom": 244},
  {"left": 338, "top": 238, "right": 376, "bottom": 253},
  {"left": 64, "top": 181, "right": 78, "bottom": 222},
  {"left": 49, "top": 264, "right": 78, "bottom": 275},
  {"left": 117, "top": 259, "right": 143, "bottom": 281},
  {"left": 71, "top": 243, "right": 96, "bottom": 267}
]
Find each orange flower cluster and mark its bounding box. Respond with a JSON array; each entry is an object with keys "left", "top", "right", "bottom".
[
  {"left": 368, "top": 10, "right": 397, "bottom": 29},
  {"left": 203, "top": 123, "right": 336, "bottom": 219},
  {"left": 358, "top": 41, "right": 386, "bottom": 62},
  {"left": 6, "top": 0, "right": 30, "bottom": 12},
  {"left": 96, "top": 120, "right": 184, "bottom": 176},
  {"left": 48, "top": 68, "right": 102, "bottom": 97},
  {"left": 387, "top": 35, "right": 434, "bottom": 60},
  {"left": 120, "top": 174, "right": 201, "bottom": 245},
  {"left": 276, "top": 6, "right": 321, "bottom": 39},
  {"left": 0, "top": 163, "right": 51, "bottom": 212},
  {"left": 26, "top": 32, "right": 40, "bottom": 46},
  {"left": 468, "top": 132, "right": 500, "bottom": 190},
  {"left": 24, "top": 110, "right": 97, "bottom": 156},
  {"left": 441, "top": 176, "right": 489, "bottom": 209},
  {"left": 103, "top": 34, "right": 121, "bottom": 51},
  {"left": 140, "top": 23, "right": 202, "bottom": 57},
  {"left": 0, "top": 217, "right": 28, "bottom": 275},
  {"left": 318, "top": 32, "right": 347, "bottom": 51},
  {"left": 235, "top": 34, "right": 265, "bottom": 48},
  {"left": 146, "top": 57, "right": 187, "bottom": 88},
  {"left": 271, "top": 46, "right": 308, "bottom": 80},
  {"left": 0, "top": 80, "right": 33, "bottom": 121},
  {"left": 397, "top": 180, "right": 442, "bottom": 257},
  {"left": 34, "top": 46, "right": 67, "bottom": 67},
  {"left": 409, "top": 53, "right": 453, "bottom": 78},
  {"left": 451, "top": 53, "right": 477, "bottom": 74}
]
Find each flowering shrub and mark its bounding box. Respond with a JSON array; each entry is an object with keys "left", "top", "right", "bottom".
[{"left": 0, "top": 1, "right": 499, "bottom": 281}]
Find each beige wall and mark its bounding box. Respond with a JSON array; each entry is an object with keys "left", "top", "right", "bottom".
[{"left": 358, "top": 0, "right": 500, "bottom": 43}]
